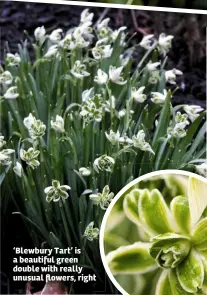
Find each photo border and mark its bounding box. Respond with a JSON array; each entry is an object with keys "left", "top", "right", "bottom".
[{"left": 99, "top": 170, "right": 207, "bottom": 295}]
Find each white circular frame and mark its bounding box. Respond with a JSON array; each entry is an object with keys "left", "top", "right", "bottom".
[{"left": 99, "top": 169, "right": 207, "bottom": 295}]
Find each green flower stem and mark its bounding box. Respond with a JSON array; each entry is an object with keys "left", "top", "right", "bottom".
[{"left": 59, "top": 200, "right": 71, "bottom": 246}]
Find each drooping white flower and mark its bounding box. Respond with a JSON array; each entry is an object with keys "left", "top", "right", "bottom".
[
  {"left": 97, "top": 18, "right": 110, "bottom": 31},
  {"left": 0, "top": 149, "right": 15, "bottom": 166},
  {"left": 0, "top": 136, "right": 6, "bottom": 149},
  {"left": 51, "top": 115, "right": 65, "bottom": 133},
  {"left": 93, "top": 155, "right": 115, "bottom": 173},
  {"left": 23, "top": 113, "right": 46, "bottom": 139},
  {"left": 60, "top": 34, "right": 76, "bottom": 50},
  {"left": 83, "top": 221, "right": 99, "bottom": 241},
  {"left": 195, "top": 162, "right": 207, "bottom": 178},
  {"left": 147, "top": 61, "right": 160, "bottom": 71},
  {"left": 49, "top": 28, "right": 63, "bottom": 42},
  {"left": 6, "top": 53, "right": 21, "bottom": 67},
  {"left": 149, "top": 70, "right": 160, "bottom": 84},
  {"left": 105, "top": 130, "right": 120, "bottom": 145},
  {"left": 165, "top": 68, "right": 183, "bottom": 84},
  {"left": 139, "top": 34, "right": 155, "bottom": 50},
  {"left": 92, "top": 41, "right": 112, "bottom": 60},
  {"left": 94, "top": 69, "right": 108, "bottom": 85},
  {"left": 20, "top": 148, "right": 40, "bottom": 169},
  {"left": 0, "top": 71, "right": 13, "bottom": 85},
  {"left": 80, "top": 9, "right": 94, "bottom": 24},
  {"left": 82, "top": 88, "right": 94, "bottom": 102},
  {"left": 132, "top": 130, "right": 154, "bottom": 154},
  {"left": 175, "top": 112, "right": 189, "bottom": 129},
  {"left": 131, "top": 86, "right": 147, "bottom": 103},
  {"left": 109, "top": 66, "right": 126, "bottom": 85},
  {"left": 13, "top": 162, "right": 23, "bottom": 177},
  {"left": 34, "top": 26, "right": 46, "bottom": 43},
  {"left": 118, "top": 109, "right": 126, "bottom": 118},
  {"left": 80, "top": 94, "right": 104, "bottom": 123},
  {"left": 97, "top": 19, "right": 112, "bottom": 41},
  {"left": 4, "top": 86, "right": 19, "bottom": 99},
  {"left": 111, "top": 27, "right": 127, "bottom": 44},
  {"left": 89, "top": 185, "right": 114, "bottom": 210},
  {"left": 151, "top": 90, "right": 168, "bottom": 104},
  {"left": 44, "top": 45, "right": 58, "bottom": 58},
  {"left": 44, "top": 180, "right": 71, "bottom": 202},
  {"left": 158, "top": 33, "right": 174, "bottom": 56},
  {"left": 183, "top": 105, "right": 204, "bottom": 122},
  {"left": 79, "top": 167, "right": 91, "bottom": 176},
  {"left": 74, "top": 22, "right": 93, "bottom": 42},
  {"left": 118, "top": 135, "right": 133, "bottom": 145},
  {"left": 71, "top": 60, "right": 90, "bottom": 79}
]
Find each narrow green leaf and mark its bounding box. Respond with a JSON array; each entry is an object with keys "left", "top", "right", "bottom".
[{"left": 106, "top": 242, "right": 156, "bottom": 275}]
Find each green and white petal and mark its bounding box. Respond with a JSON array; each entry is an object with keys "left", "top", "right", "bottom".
[
  {"left": 169, "top": 269, "right": 191, "bottom": 295},
  {"left": 155, "top": 270, "right": 173, "bottom": 295},
  {"left": 106, "top": 242, "right": 157, "bottom": 275},
  {"left": 176, "top": 249, "right": 204, "bottom": 293},
  {"left": 138, "top": 189, "right": 174, "bottom": 235},
  {"left": 170, "top": 196, "right": 191, "bottom": 234},
  {"left": 191, "top": 218, "right": 207, "bottom": 251},
  {"left": 52, "top": 179, "right": 60, "bottom": 189},
  {"left": 188, "top": 176, "right": 207, "bottom": 226},
  {"left": 123, "top": 189, "right": 142, "bottom": 226}
]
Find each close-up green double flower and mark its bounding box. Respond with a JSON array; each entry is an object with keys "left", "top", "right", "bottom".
[{"left": 105, "top": 175, "right": 207, "bottom": 295}]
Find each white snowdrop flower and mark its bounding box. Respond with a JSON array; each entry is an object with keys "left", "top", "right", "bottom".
[
  {"left": 0, "top": 149, "right": 15, "bottom": 166},
  {"left": 4, "top": 86, "right": 19, "bottom": 99},
  {"left": 44, "top": 180, "right": 71, "bottom": 202},
  {"left": 51, "top": 115, "right": 65, "bottom": 133},
  {"left": 131, "top": 86, "right": 147, "bottom": 103},
  {"left": 195, "top": 162, "right": 207, "bottom": 178},
  {"left": 165, "top": 68, "right": 183, "bottom": 84},
  {"left": 97, "top": 18, "right": 110, "bottom": 31},
  {"left": 149, "top": 70, "right": 160, "bottom": 84},
  {"left": 93, "top": 155, "right": 115, "bottom": 173},
  {"left": 158, "top": 33, "right": 174, "bottom": 56},
  {"left": 82, "top": 88, "right": 94, "bottom": 102},
  {"left": 118, "top": 109, "right": 126, "bottom": 118},
  {"left": 183, "top": 105, "right": 204, "bottom": 122},
  {"left": 6, "top": 53, "right": 21, "bottom": 67},
  {"left": 94, "top": 69, "right": 108, "bottom": 85},
  {"left": 105, "top": 96, "right": 116, "bottom": 112},
  {"left": 84, "top": 222, "right": 99, "bottom": 241},
  {"left": 44, "top": 45, "right": 58, "bottom": 58},
  {"left": 118, "top": 135, "right": 133, "bottom": 145},
  {"left": 90, "top": 185, "right": 114, "bottom": 210},
  {"left": 111, "top": 27, "right": 127, "bottom": 43},
  {"left": 23, "top": 113, "right": 46, "bottom": 139},
  {"left": 139, "top": 34, "right": 155, "bottom": 50},
  {"left": 34, "top": 26, "right": 46, "bottom": 43},
  {"left": 59, "top": 34, "right": 75, "bottom": 50},
  {"left": 13, "top": 162, "right": 23, "bottom": 177},
  {"left": 92, "top": 42, "right": 112, "bottom": 60},
  {"left": 147, "top": 61, "right": 160, "bottom": 72},
  {"left": 80, "top": 9, "right": 94, "bottom": 24},
  {"left": 175, "top": 112, "right": 189, "bottom": 129},
  {"left": 49, "top": 28, "right": 63, "bottom": 42},
  {"left": 20, "top": 148, "right": 40, "bottom": 169},
  {"left": 151, "top": 90, "right": 168, "bottom": 104},
  {"left": 71, "top": 60, "right": 90, "bottom": 79},
  {"left": 132, "top": 130, "right": 154, "bottom": 154},
  {"left": 105, "top": 130, "right": 120, "bottom": 145},
  {"left": 109, "top": 66, "right": 126, "bottom": 85},
  {"left": 0, "top": 136, "right": 6, "bottom": 149},
  {"left": 79, "top": 167, "right": 91, "bottom": 176},
  {"left": 0, "top": 71, "right": 13, "bottom": 85},
  {"left": 74, "top": 22, "right": 93, "bottom": 42}
]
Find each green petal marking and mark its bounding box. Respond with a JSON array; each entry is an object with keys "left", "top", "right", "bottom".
[
  {"left": 192, "top": 218, "right": 207, "bottom": 251},
  {"left": 123, "top": 189, "right": 142, "bottom": 225},
  {"left": 106, "top": 242, "right": 157, "bottom": 275},
  {"left": 170, "top": 196, "right": 191, "bottom": 234},
  {"left": 138, "top": 189, "right": 174, "bottom": 235},
  {"left": 177, "top": 249, "right": 204, "bottom": 293},
  {"left": 169, "top": 270, "right": 191, "bottom": 295},
  {"left": 155, "top": 271, "right": 173, "bottom": 295}
]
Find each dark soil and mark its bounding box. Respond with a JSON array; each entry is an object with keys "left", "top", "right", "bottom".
[{"left": 0, "top": 1, "right": 206, "bottom": 294}]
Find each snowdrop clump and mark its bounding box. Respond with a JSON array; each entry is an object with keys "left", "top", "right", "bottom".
[{"left": 0, "top": 8, "right": 206, "bottom": 293}]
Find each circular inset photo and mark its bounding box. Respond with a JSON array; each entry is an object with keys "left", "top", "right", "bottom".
[{"left": 100, "top": 170, "right": 207, "bottom": 295}]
